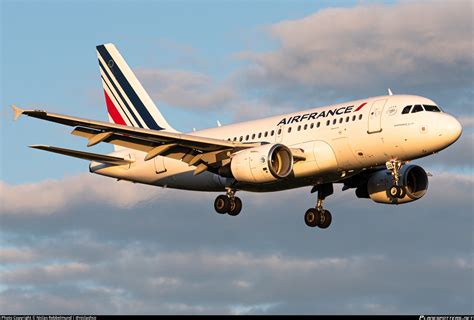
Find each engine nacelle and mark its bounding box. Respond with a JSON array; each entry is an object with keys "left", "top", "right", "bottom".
[
  {"left": 230, "top": 144, "right": 293, "bottom": 183},
  {"left": 366, "top": 165, "right": 429, "bottom": 204}
]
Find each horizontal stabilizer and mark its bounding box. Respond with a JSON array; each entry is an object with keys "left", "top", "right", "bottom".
[{"left": 29, "top": 145, "right": 133, "bottom": 165}]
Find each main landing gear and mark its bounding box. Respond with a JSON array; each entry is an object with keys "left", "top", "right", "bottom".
[
  {"left": 214, "top": 188, "right": 242, "bottom": 216},
  {"left": 304, "top": 183, "right": 333, "bottom": 229},
  {"left": 386, "top": 160, "right": 406, "bottom": 200}
]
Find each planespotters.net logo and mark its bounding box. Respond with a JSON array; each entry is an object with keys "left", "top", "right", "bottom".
[{"left": 420, "top": 316, "right": 474, "bottom": 320}]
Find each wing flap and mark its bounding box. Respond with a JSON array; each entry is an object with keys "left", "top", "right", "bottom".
[{"left": 29, "top": 145, "right": 133, "bottom": 165}]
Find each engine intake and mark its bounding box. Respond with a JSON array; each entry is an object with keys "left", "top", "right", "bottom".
[
  {"left": 230, "top": 143, "right": 293, "bottom": 183},
  {"left": 365, "top": 164, "right": 429, "bottom": 204}
]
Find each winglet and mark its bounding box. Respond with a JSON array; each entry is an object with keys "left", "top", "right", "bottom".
[
  {"left": 12, "top": 105, "right": 24, "bottom": 121},
  {"left": 388, "top": 88, "right": 393, "bottom": 96}
]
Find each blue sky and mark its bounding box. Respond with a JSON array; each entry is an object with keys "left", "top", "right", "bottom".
[{"left": 1, "top": 0, "right": 473, "bottom": 315}]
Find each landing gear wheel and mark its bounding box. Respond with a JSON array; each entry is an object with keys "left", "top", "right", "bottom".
[
  {"left": 389, "top": 185, "right": 405, "bottom": 199},
  {"left": 398, "top": 187, "right": 406, "bottom": 198},
  {"left": 214, "top": 195, "right": 230, "bottom": 214},
  {"left": 228, "top": 197, "right": 242, "bottom": 216},
  {"left": 304, "top": 208, "right": 321, "bottom": 228},
  {"left": 389, "top": 185, "right": 399, "bottom": 198},
  {"left": 319, "top": 210, "right": 332, "bottom": 229}
]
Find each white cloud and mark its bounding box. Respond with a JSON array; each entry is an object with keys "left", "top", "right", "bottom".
[
  {"left": 238, "top": 1, "right": 473, "bottom": 104},
  {"left": 0, "top": 247, "right": 36, "bottom": 264},
  {"left": 0, "top": 174, "right": 164, "bottom": 215},
  {"left": 136, "top": 68, "right": 236, "bottom": 110},
  {"left": 1, "top": 262, "right": 90, "bottom": 285}
]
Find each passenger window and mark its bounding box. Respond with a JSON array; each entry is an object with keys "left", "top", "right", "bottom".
[
  {"left": 412, "top": 104, "right": 424, "bottom": 113},
  {"left": 304, "top": 124, "right": 308, "bottom": 130},
  {"left": 317, "top": 122, "right": 320, "bottom": 128},
  {"left": 326, "top": 120, "right": 330, "bottom": 126},
  {"left": 277, "top": 128, "right": 282, "bottom": 135},
  {"left": 245, "top": 135, "right": 249, "bottom": 141},
  {"left": 270, "top": 130, "right": 274, "bottom": 136},
  {"left": 288, "top": 127, "right": 292, "bottom": 133},
  {"left": 339, "top": 118, "right": 343, "bottom": 124},
  {"left": 310, "top": 123, "right": 314, "bottom": 129},
  {"left": 352, "top": 115, "right": 356, "bottom": 121},
  {"left": 346, "top": 117, "right": 350, "bottom": 122},
  {"left": 402, "top": 105, "right": 412, "bottom": 114},
  {"left": 264, "top": 131, "right": 268, "bottom": 137},
  {"left": 258, "top": 132, "right": 262, "bottom": 138},
  {"left": 423, "top": 105, "right": 441, "bottom": 112},
  {"left": 239, "top": 136, "right": 243, "bottom": 142},
  {"left": 359, "top": 114, "right": 363, "bottom": 120},
  {"left": 333, "top": 119, "right": 337, "bottom": 125},
  {"left": 297, "top": 125, "right": 301, "bottom": 131}
]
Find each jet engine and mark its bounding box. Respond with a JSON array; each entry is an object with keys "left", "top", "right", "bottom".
[
  {"left": 229, "top": 143, "right": 293, "bottom": 183},
  {"left": 358, "top": 165, "right": 429, "bottom": 204}
]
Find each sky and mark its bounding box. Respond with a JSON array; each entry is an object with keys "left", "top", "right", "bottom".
[{"left": 1, "top": 0, "right": 473, "bottom": 315}]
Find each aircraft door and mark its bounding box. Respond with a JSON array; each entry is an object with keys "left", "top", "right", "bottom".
[
  {"left": 367, "top": 99, "right": 387, "bottom": 134},
  {"left": 154, "top": 156, "right": 166, "bottom": 174}
]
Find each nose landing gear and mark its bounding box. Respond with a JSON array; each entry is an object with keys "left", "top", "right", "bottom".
[
  {"left": 304, "top": 183, "right": 333, "bottom": 229},
  {"left": 386, "top": 160, "right": 406, "bottom": 200},
  {"left": 214, "top": 188, "right": 242, "bottom": 216}
]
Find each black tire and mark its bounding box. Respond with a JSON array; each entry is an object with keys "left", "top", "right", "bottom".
[
  {"left": 304, "top": 208, "right": 321, "bottom": 228},
  {"left": 228, "top": 197, "right": 242, "bottom": 216},
  {"left": 398, "top": 186, "right": 406, "bottom": 198},
  {"left": 389, "top": 185, "right": 399, "bottom": 198},
  {"left": 214, "top": 195, "right": 230, "bottom": 214},
  {"left": 319, "top": 210, "right": 332, "bottom": 229}
]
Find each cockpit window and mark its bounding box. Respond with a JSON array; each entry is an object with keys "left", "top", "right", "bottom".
[
  {"left": 402, "top": 105, "right": 412, "bottom": 114},
  {"left": 423, "top": 104, "right": 441, "bottom": 112},
  {"left": 412, "top": 104, "right": 424, "bottom": 113}
]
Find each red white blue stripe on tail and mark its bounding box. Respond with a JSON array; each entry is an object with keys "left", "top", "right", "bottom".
[{"left": 96, "top": 43, "right": 175, "bottom": 132}]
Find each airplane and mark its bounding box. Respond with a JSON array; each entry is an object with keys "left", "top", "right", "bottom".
[{"left": 12, "top": 43, "right": 463, "bottom": 229}]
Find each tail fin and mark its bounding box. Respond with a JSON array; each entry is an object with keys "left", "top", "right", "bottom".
[{"left": 96, "top": 43, "right": 176, "bottom": 132}]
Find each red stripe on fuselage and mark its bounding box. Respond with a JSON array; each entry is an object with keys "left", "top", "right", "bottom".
[
  {"left": 103, "top": 89, "right": 126, "bottom": 125},
  {"left": 354, "top": 102, "right": 367, "bottom": 112}
]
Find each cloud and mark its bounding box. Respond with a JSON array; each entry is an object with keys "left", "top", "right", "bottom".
[
  {"left": 0, "top": 174, "right": 163, "bottom": 215},
  {"left": 0, "top": 168, "right": 473, "bottom": 314},
  {"left": 459, "top": 116, "right": 474, "bottom": 128},
  {"left": 419, "top": 132, "right": 474, "bottom": 168},
  {"left": 136, "top": 68, "right": 236, "bottom": 110},
  {"left": 237, "top": 1, "right": 473, "bottom": 109},
  {"left": 0, "top": 247, "right": 36, "bottom": 264}
]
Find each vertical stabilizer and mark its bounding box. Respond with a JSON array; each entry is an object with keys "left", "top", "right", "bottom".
[{"left": 96, "top": 43, "right": 177, "bottom": 134}]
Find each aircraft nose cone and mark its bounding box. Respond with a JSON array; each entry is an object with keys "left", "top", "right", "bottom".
[{"left": 441, "top": 114, "right": 462, "bottom": 144}]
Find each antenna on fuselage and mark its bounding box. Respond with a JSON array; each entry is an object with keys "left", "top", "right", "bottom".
[{"left": 388, "top": 88, "right": 393, "bottom": 96}]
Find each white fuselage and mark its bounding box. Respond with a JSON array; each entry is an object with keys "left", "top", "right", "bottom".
[{"left": 91, "top": 94, "right": 462, "bottom": 192}]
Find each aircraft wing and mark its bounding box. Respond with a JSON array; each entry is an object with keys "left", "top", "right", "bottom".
[{"left": 13, "top": 105, "right": 266, "bottom": 174}]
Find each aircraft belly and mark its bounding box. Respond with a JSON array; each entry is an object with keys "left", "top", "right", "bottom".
[{"left": 93, "top": 155, "right": 227, "bottom": 192}]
